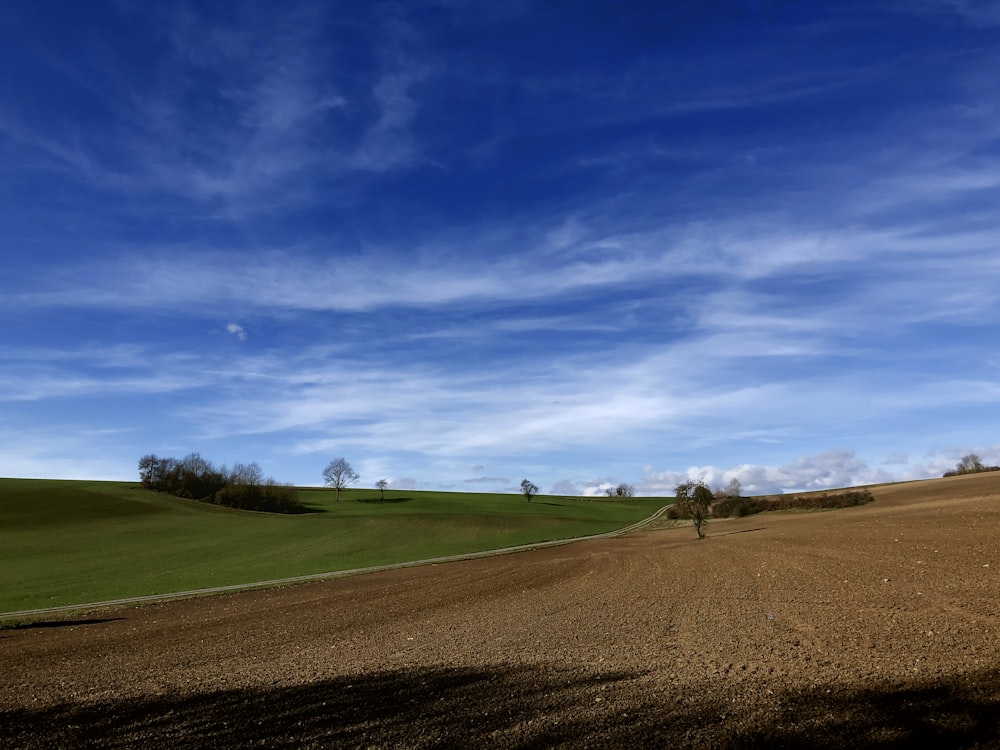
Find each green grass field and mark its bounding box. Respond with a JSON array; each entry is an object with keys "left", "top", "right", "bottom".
[{"left": 0, "top": 478, "right": 666, "bottom": 613}]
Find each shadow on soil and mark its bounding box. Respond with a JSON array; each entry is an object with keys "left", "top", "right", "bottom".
[
  {"left": 1, "top": 618, "right": 124, "bottom": 632},
  {"left": 3, "top": 664, "right": 999, "bottom": 749},
  {"left": 712, "top": 526, "right": 767, "bottom": 537}
]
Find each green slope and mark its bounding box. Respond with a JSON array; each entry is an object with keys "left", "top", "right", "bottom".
[{"left": 0, "top": 479, "right": 665, "bottom": 612}]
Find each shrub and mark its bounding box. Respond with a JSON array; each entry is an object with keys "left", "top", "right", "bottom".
[
  {"left": 711, "top": 489, "right": 874, "bottom": 518},
  {"left": 943, "top": 467, "right": 1000, "bottom": 477},
  {"left": 711, "top": 496, "right": 753, "bottom": 518}
]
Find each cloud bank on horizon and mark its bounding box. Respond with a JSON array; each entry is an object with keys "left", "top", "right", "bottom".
[{"left": 2, "top": 1, "right": 999, "bottom": 495}]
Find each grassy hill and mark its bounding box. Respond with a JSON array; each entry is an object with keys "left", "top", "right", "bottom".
[{"left": 0, "top": 479, "right": 665, "bottom": 613}]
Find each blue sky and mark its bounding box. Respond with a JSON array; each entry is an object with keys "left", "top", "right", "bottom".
[{"left": 2, "top": 1, "right": 999, "bottom": 495}]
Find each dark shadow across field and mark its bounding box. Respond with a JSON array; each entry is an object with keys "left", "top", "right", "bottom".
[
  {"left": 355, "top": 496, "right": 413, "bottom": 504},
  {"left": 1, "top": 617, "right": 124, "bottom": 632},
  {"left": 3, "top": 665, "right": 999, "bottom": 749}
]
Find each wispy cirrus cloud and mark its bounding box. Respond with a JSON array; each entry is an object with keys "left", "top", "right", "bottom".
[
  {"left": 0, "top": 343, "right": 208, "bottom": 402},
  {"left": 130, "top": 330, "right": 992, "bottom": 470},
  {"left": 348, "top": 68, "right": 427, "bottom": 171},
  {"left": 3, "top": 2, "right": 1000, "bottom": 491},
  {"left": 0, "top": 2, "right": 430, "bottom": 219},
  {"left": 0, "top": 369, "right": 209, "bottom": 403},
  {"left": 123, "top": 6, "right": 352, "bottom": 213},
  {"left": 8, "top": 215, "right": 998, "bottom": 338},
  {"left": 911, "top": 0, "right": 1000, "bottom": 27}
]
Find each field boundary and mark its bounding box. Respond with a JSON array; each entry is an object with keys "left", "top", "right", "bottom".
[{"left": 0, "top": 503, "right": 672, "bottom": 621}]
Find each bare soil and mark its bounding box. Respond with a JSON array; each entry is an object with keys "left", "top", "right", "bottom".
[{"left": 3, "top": 473, "right": 999, "bottom": 748}]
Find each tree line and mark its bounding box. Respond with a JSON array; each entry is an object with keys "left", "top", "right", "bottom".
[
  {"left": 943, "top": 453, "right": 1000, "bottom": 478},
  {"left": 667, "top": 477, "right": 875, "bottom": 538},
  {"left": 138, "top": 453, "right": 305, "bottom": 513}
]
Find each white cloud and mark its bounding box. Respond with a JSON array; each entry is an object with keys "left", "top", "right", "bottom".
[
  {"left": 0, "top": 428, "right": 136, "bottom": 481},
  {"left": 226, "top": 323, "right": 248, "bottom": 342},
  {"left": 640, "top": 449, "right": 889, "bottom": 496},
  {"left": 582, "top": 480, "right": 617, "bottom": 497},
  {"left": 638, "top": 444, "right": 1000, "bottom": 496},
  {"left": 549, "top": 479, "right": 581, "bottom": 495}
]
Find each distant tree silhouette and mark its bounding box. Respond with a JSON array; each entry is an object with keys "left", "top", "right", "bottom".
[{"left": 605, "top": 483, "right": 635, "bottom": 498}]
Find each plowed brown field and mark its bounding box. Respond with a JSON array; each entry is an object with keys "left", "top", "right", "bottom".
[{"left": 3, "top": 473, "right": 999, "bottom": 748}]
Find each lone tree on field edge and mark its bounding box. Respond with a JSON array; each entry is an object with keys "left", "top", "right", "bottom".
[
  {"left": 674, "top": 480, "right": 713, "bottom": 539},
  {"left": 521, "top": 478, "right": 539, "bottom": 502},
  {"left": 375, "top": 478, "right": 389, "bottom": 500},
  {"left": 323, "top": 458, "right": 359, "bottom": 501}
]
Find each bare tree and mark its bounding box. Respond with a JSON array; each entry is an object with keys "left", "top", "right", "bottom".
[
  {"left": 375, "top": 478, "right": 389, "bottom": 500},
  {"left": 957, "top": 454, "right": 985, "bottom": 474},
  {"left": 725, "top": 477, "right": 742, "bottom": 499},
  {"left": 520, "top": 478, "right": 538, "bottom": 502},
  {"left": 674, "top": 480, "right": 713, "bottom": 539},
  {"left": 605, "top": 482, "right": 636, "bottom": 498},
  {"left": 230, "top": 461, "right": 263, "bottom": 487},
  {"left": 138, "top": 454, "right": 162, "bottom": 489},
  {"left": 323, "top": 458, "right": 359, "bottom": 501}
]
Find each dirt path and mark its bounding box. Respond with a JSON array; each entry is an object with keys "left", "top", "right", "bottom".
[{"left": 2, "top": 474, "right": 999, "bottom": 748}]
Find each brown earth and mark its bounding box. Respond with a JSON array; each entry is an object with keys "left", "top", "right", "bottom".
[{"left": 2, "top": 472, "right": 999, "bottom": 748}]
